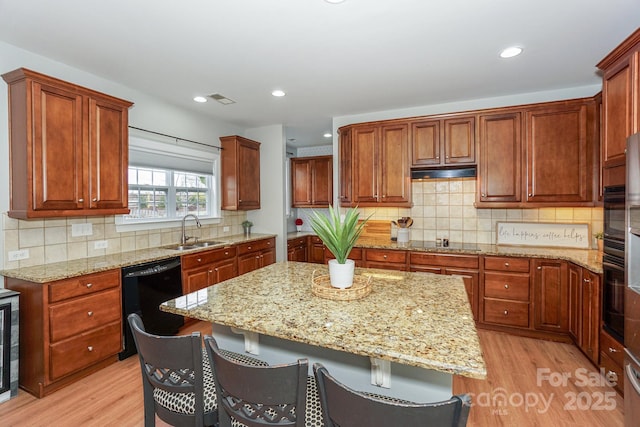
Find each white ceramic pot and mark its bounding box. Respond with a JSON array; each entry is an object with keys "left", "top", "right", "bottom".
[
  {"left": 397, "top": 228, "right": 410, "bottom": 243},
  {"left": 328, "top": 259, "right": 355, "bottom": 289}
]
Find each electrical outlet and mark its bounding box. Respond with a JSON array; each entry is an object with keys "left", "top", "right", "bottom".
[
  {"left": 71, "top": 223, "right": 93, "bottom": 237},
  {"left": 223, "top": 226, "right": 230, "bottom": 233},
  {"left": 94, "top": 240, "right": 108, "bottom": 249},
  {"left": 8, "top": 249, "right": 29, "bottom": 261}
]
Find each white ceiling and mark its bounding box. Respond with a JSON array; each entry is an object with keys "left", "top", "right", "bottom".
[{"left": 0, "top": 0, "right": 638, "bottom": 147}]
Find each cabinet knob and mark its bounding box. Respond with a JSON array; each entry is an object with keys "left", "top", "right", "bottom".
[
  {"left": 214, "top": 268, "right": 219, "bottom": 272},
  {"left": 267, "top": 242, "right": 271, "bottom": 246},
  {"left": 224, "top": 251, "right": 229, "bottom": 255},
  {"left": 445, "top": 155, "right": 449, "bottom": 159},
  {"left": 87, "top": 346, "right": 94, "bottom": 352},
  {"left": 197, "top": 258, "right": 202, "bottom": 262},
  {"left": 607, "top": 371, "right": 618, "bottom": 381},
  {"left": 504, "top": 284, "right": 509, "bottom": 289},
  {"left": 436, "top": 156, "right": 440, "bottom": 160},
  {"left": 208, "top": 269, "right": 213, "bottom": 274},
  {"left": 78, "top": 198, "right": 84, "bottom": 203},
  {"left": 92, "top": 198, "right": 97, "bottom": 202},
  {"left": 609, "top": 347, "right": 618, "bottom": 353},
  {"left": 383, "top": 254, "right": 387, "bottom": 259},
  {"left": 248, "top": 246, "right": 252, "bottom": 250},
  {"left": 481, "top": 193, "right": 486, "bottom": 197},
  {"left": 528, "top": 193, "right": 533, "bottom": 197},
  {"left": 503, "top": 310, "right": 509, "bottom": 315},
  {"left": 583, "top": 278, "right": 591, "bottom": 283},
  {"left": 504, "top": 262, "right": 509, "bottom": 267},
  {"left": 87, "top": 311, "right": 93, "bottom": 317},
  {"left": 86, "top": 283, "right": 93, "bottom": 288},
  {"left": 239, "top": 199, "right": 242, "bottom": 202},
  {"left": 537, "top": 266, "right": 542, "bottom": 270}
]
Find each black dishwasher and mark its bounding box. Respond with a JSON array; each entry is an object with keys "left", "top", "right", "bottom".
[{"left": 119, "top": 257, "right": 184, "bottom": 360}]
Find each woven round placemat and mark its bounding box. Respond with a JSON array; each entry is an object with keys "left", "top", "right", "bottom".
[{"left": 311, "top": 273, "right": 372, "bottom": 301}]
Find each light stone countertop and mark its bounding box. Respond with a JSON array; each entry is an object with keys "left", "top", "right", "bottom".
[
  {"left": 0, "top": 233, "right": 277, "bottom": 283},
  {"left": 160, "top": 261, "right": 487, "bottom": 380}
]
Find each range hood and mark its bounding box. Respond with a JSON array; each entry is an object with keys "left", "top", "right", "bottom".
[{"left": 411, "top": 166, "right": 477, "bottom": 180}]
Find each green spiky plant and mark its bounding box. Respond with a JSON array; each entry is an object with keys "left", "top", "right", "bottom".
[{"left": 309, "top": 205, "right": 369, "bottom": 264}]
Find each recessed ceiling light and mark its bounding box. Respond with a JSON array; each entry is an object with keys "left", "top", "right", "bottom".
[
  {"left": 193, "top": 96, "right": 207, "bottom": 103},
  {"left": 272, "top": 90, "right": 286, "bottom": 97},
  {"left": 325, "top": 0, "right": 345, "bottom": 3},
  {"left": 500, "top": 46, "right": 523, "bottom": 58},
  {"left": 323, "top": 133, "right": 332, "bottom": 138}
]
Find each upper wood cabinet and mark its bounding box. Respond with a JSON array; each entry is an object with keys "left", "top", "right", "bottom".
[
  {"left": 411, "top": 116, "right": 475, "bottom": 167},
  {"left": 597, "top": 28, "right": 640, "bottom": 185},
  {"left": 341, "top": 122, "right": 411, "bottom": 207},
  {"left": 291, "top": 155, "right": 332, "bottom": 207},
  {"left": 338, "top": 127, "right": 353, "bottom": 205},
  {"left": 476, "top": 98, "right": 597, "bottom": 208},
  {"left": 525, "top": 100, "right": 594, "bottom": 203},
  {"left": 2, "top": 68, "right": 133, "bottom": 219},
  {"left": 477, "top": 112, "right": 523, "bottom": 204},
  {"left": 220, "top": 135, "right": 261, "bottom": 210}
]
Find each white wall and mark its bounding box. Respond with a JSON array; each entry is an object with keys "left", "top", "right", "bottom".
[
  {"left": 0, "top": 41, "right": 245, "bottom": 273},
  {"left": 245, "top": 125, "right": 287, "bottom": 261}
]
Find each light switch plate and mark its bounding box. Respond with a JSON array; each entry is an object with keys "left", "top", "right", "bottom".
[
  {"left": 94, "top": 240, "right": 108, "bottom": 249},
  {"left": 8, "top": 249, "right": 29, "bottom": 261},
  {"left": 223, "top": 226, "right": 230, "bottom": 232}
]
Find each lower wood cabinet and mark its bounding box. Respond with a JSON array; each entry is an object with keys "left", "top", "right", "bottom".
[
  {"left": 308, "top": 236, "right": 326, "bottom": 264},
  {"left": 568, "top": 264, "right": 601, "bottom": 363},
  {"left": 237, "top": 237, "right": 276, "bottom": 275},
  {"left": 182, "top": 247, "right": 238, "bottom": 293},
  {"left": 410, "top": 252, "right": 479, "bottom": 320},
  {"left": 599, "top": 329, "right": 625, "bottom": 395},
  {"left": 364, "top": 248, "right": 408, "bottom": 271},
  {"left": 533, "top": 259, "right": 569, "bottom": 333},
  {"left": 324, "top": 247, "right": 364, "bottom": 267},
  {"left": 287, "top": 236, "right": 308, "bottom": 262},
  {"left": 6, "top": 269, "right": 122, "bottom": 397},
  {"left": 481, "top": 256, "right": 531, "bottom": 329}
]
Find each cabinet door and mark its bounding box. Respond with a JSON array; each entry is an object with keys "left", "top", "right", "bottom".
[
  {"left": 379, "top": 123, "right": 410, "bottom": 205},
  {"left": 533, "top": 259, "right": 568, "bottom": 332},
  {"left": 338, "top": 128, "right": 353, "bottom": 206},
  {"left": 411, "top": 120, "right": 441, "bottom": 166},
  {"left": 478, "top": 112, "right": 522, "bottom": 203},
  {"left": 261, "top": 248, "right": 276, "bottom": 267},
  {"left": 32, "top": 81, "right": 84, "bottom": 211},
  {"left": 311, "top": 156, "right": 333, "bottom": 206},
  {"left": 183, "top": 265, "right": 212, "bottom": 293},
  {"left": 238, "top": 139, "right": 261, "bottom": 209},
  {"left": 602, "top": 58, "right": 633, "bottom": 168},
  {"left": 288, "top": 243, "right": 307, "bottom": 262},
  {"left": 352, "top": 126, "right": 379, "bottom": 203},
  {"left": 526, "top": 102, "right": 591, "bottom": 203},
  {"left": 568, "top": 264, "right": 582, "bottom": 343},
  {"left": 581, "top": 270, "right": 601, "bottom": 363},
  {"left": 444, "top": 117, "right": 475, "bottom": 165},
  {"left": 291, "top": 159, "right": 312, "bottom": 206},
  {"left": 211, "top": 258, "right": 237, "bottom": 284},
  {"left": 237, "top": 253, "right": 260, "bottom": 275},
  {"left": 88, "top": 96, "right": 129, "bottom": 211}
]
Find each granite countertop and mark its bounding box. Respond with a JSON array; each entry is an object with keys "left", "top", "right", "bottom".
[
  {"left": 289, "top": 234, "right": 603, "bottom": 274},
  {"left": 160, "top": 261, "right": 487, "bottom": 379},
  {"left": 0, "top": 233, "right": 277, "bottom": 283}
]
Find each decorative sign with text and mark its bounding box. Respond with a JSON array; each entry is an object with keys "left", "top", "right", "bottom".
[{"left": 496, "top": 222, "right": 590, "bottom": 249}]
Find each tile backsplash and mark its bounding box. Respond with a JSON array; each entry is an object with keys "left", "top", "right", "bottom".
[
  {"left": 297, "top": 177, "right": 603, "bottom": 248},
  {"left": 2, "top": 211, "right": 247, "bottom": 269}
]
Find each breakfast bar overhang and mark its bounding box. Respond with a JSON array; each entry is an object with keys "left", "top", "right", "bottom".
[{"left": 161, "top": 261, "right": 486, "bottom": 401}]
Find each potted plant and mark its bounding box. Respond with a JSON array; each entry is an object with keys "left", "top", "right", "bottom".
[
  {"left": 295, "top": 218, "right": 303, "bottom": 232},
  {"left": 241, "top": 220, "right": 253, "bottom": 237},
  {"left": 309, "top": 205, "right": 369, "bottom": 289},
  {"left": 594, "top": 231, "right": 604, "bottom": 253}
]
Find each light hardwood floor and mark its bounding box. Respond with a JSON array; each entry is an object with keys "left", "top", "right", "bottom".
[{"left": 0, "top": 324, "right": 624, "bottom": 427}]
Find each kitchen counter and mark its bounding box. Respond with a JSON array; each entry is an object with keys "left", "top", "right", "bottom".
[
  {"left": 160, "top": 261, "right": 486, "bottom": 380},
  {"left": 288, "top": 233, "right": 603, "bottom": 274},
  {"left": 0, "top": 233, "right": 277, "bottom": 283}
]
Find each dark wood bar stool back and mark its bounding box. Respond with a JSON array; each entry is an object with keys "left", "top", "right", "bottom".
[{"left": 313, "top": 363, "right": 472, "bottom": 427}]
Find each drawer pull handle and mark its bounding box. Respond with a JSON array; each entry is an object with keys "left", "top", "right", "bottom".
[
  {"left": 503, "top": 310, "right": 508, "bottom": 315},
  {"left": 87, "top": 346, "right": 94, "bottom": 352},
  {"left": 86, "top": 283, "right": 93, "bottom": 288},
  {"left": 504, "top": 262, "right": 509, "bottom": 267},
  {"left": 504, "top": 284, "right": 509, "bottom": 289},
  {"left": 87, "top": 311, "right": 93, "bottom": 317},
  {"left": 609, "top": 347, "right": 618, "bottom": 353}
]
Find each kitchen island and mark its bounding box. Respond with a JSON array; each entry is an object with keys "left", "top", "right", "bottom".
[{"left": 161, "top": 261, "right": 486, "bottom": 401}]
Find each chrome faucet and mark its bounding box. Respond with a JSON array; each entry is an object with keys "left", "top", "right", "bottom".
[{"left": 181, "top": 214, "right": 202, "bottom": 245}]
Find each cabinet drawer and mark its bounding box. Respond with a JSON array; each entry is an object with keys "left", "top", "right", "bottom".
[
  {"left": 365, "top": 249, "right": 407, "bottom": 263},
  {"left": 484, "top": 256, "right": 530, "bottom": 272},
  {"left": 182, "top": 247, "right": 237, "bottom": 270},
  {"left": 49, "top": 288, "right": 121, "bottom": 342},
  {"left": 484, "top": 272, "right": 530, "bottom": 301},
  {"left": 310, "top": 236, "right": 323, "bottom": 244},
  {"left": 237, "top": 238, "right": 276, "bottom": 255},
  {"left": 410, "top": 252, "right": 479, "bottom": 268},
  {"left": 49, "top": 269, "right": 120, "bottom": 303},
  {"left": 599, "top": 351, "right": 624, "bottom": 394},
  {"left": 49, "top": 321, "right": 121, "bottom": 380},
  {"left": 325, "top": 247, "right": 363, "bottom": 261},
  {"left": 287, "top": 237, "right": 307, "bottom": 249},
  {"left": 600, "top": 330, "right": 624, "bottom": 367},
  {"left": 483, "top": 299, "right": 529, "bottom": 327}
]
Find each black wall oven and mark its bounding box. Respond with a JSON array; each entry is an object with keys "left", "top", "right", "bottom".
[{"left": 603, "top": 185, "right": 626, "bottom": 344}]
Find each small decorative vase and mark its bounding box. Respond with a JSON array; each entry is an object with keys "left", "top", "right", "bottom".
[
  {"left": 597, "top": 239, "right": 603, "bottom": 253},
  {"left": 296, "top": 225, "right": 302, "bottom": 232},
  {"left": 243, "top": 226, "right": 251, "bottom": 237},
  {"left": 328, "top": 259, "right": 355, "bottom": 289}
]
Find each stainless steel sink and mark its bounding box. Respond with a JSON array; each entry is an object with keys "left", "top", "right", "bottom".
[{"left": 164, "top": 240, "right": 226, "bottom": 251}]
